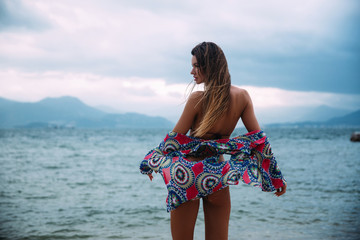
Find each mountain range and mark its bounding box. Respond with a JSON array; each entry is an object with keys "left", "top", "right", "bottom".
[
  {"left": 0, "top": 96, "right": 359, "bottom": 129},
  {"left": 0, "top": 96, "right": 174, "bottom": 128},
  {"left": 299, "top": 105, "right": 353, "bottom": 122},
  {"left": 266, "top": 108, "right": 360, "bottom": 127}
]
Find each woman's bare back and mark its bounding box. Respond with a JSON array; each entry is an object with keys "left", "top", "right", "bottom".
[{"left": 174, "top": 85, "right": 260, "bottom": 139}]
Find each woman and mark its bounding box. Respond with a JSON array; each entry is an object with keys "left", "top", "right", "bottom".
[{"left": 141, "top": 42, "right": 286, "bottom": 240}]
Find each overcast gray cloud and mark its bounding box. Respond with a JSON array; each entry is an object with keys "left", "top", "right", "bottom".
[
  {"left": 0, "top": 0, "right": 50, "bottom": 30},
  {"left": 0, "top": 0, "right": 359, "bottom": 123}
]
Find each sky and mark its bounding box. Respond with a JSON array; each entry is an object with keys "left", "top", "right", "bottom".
[{"left": 0, "top": 0, "right": 359, "bottom": 124}]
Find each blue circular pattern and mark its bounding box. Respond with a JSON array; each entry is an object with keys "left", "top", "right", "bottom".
[
  {"left": 167, "top": 185, "right": 186, "bottom": 210},
  {"left": 263, "top": 144, "right": 273, "bottom": 158},
  {"left": 203, "top": 159, "right": 226, "bottom": 173},
  {"left": 149, "top": 155, "right": 162, "bottom": 169},
  {"left": 172, "top": 162, "right": 194, "bottom": 189},
  {"left": 164, "top": 139, "right": 180, "bottom": 152},
  {"left": 196, "top": 173, "right": 221, "bottom": 194},
  {"left": 248, "top": 164, "right": 261, "bottom": 183},
  {"left": 223, "top": 170, "right": 239, "bottom": 185}
]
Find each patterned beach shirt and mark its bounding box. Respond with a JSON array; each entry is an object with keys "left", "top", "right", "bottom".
[{"left": 140, "top": 130, "right": 286, "bottom": 212}]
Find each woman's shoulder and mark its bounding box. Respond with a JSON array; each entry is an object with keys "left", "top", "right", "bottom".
[
  {"left": 184, "top": 91, "right": 203, "bottom": 111},
  {"left": 189, "top": 90, "right": 203, "bottom": 98},
  {"left": 188, "top": 91, "right": 204, "bottom": 102},
  {"left": 230, "top": 85, "right": 251, "bottom": 99}
]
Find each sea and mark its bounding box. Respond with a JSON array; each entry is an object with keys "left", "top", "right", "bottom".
[{"left": 0, "top": 127, "right": 359, "bottom": 240}]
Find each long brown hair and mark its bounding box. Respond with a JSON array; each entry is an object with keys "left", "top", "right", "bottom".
[{"left": 191, "top": 42, "right": 231, "bottom": 137}]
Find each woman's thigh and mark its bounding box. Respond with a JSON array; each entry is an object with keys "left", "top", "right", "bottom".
[
  {"left": 203, "top": 187, "right": 231, "bottom": 240},
  {"left": 170, "top": 199, "right": 200, "bottom": 240}
]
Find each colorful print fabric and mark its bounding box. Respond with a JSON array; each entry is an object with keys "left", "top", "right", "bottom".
[{"left": 140, "top": 130, "right": 286, "bottom": 212}]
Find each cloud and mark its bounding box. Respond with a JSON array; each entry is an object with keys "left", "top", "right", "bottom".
[
  {"left": 0, "top": 0, "right": 358, "bottom": 93},
  {"left": 0, "top": 69, "right": 189, "bottom": 120},
  {"left": 243, "top": 85, "right": 360, "bottom": 109},
  {"left": 0, "top": 0, "right": 358, "bottom": 124},
  {"left": 0, "top": 69, "right": 359, "bottom": 123},
  {"left": 0, "top": 0, "right": 50, "bottom": 31}
]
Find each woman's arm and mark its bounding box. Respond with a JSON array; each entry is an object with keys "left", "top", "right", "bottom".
[
  {"left": 240, "top": 90, "right": 261, "bottom": 132},
  {"left": 172, "top": 91, "right": 202, "bottom": 134},
  {"left": 147, "top": 92, "right": 201, "bottom": 181}
]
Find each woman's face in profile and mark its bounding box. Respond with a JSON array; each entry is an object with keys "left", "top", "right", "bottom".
[{"left": 191, "top": 55, "right": 204, "bottom": 84}]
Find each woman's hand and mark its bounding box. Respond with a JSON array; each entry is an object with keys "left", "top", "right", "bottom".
[
  {"left": 147, "top": 173, "right": 154, "bottom": 181},
  {"left": 274, "top": 183, "right": 287, "bottom": 197}
]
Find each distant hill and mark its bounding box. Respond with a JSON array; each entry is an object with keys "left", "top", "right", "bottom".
[
  {"left": 265, "top": 108, "right": 360, "bottom": 127},
  {"left": 326, "top": 109, "right": 360, "bottom": 125},
  {"left": 300, "top": 105, "right": 352, "bottom": 122},
  {"left": 0, "top": 96, "right": 173, "bottom": 128}
]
